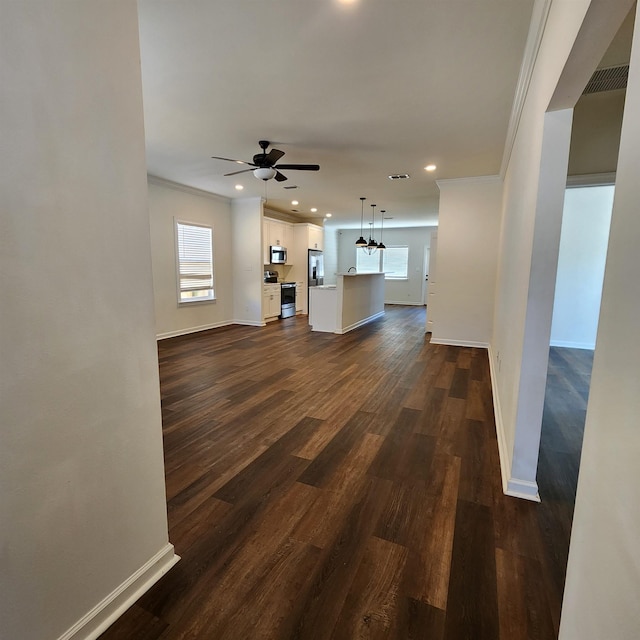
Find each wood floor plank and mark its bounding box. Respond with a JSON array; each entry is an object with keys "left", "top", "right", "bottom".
[
  {"left": 395, "top": 597, "right": 446, "bottom": 640},
  {"left": 330, "top": 536, "right": 409, "bottom": 640},
  {"left": 434, "top": 360, "right": 456, "bottom": 390},
  {"left": 402, "top": 454, "right": 461, "bottom": 610},
  {"left": 443, "top": 499, "right": 499, "bottom": 640},
  {"left": 457, "top": 419, "right": 496, "bottom": 507},
  {"left": 448, "top": 366, "right": 470, "bottom": 399},
  {"left": 495, "top": 547, "right": 528, "bottom": 640}
]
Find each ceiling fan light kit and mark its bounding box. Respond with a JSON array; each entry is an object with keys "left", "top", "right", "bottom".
[{"left": 253, "top": 167, "right": 277, "bottom": 181}]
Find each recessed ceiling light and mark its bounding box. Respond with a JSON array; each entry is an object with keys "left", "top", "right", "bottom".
[
  {"left": 234, "top": 184, "right": 244, "bottom": 190},
  {"left": 291, "top": 200, "right": 299, "bottom": 206},
  {"left": 325, "top": 213, "right": 332, "bottom": 218},
  {"left": 310, "top": 207, "right": 317, "bottom": 213},
  {"left": 425, "top": 164, "right": 437, "bottom": 172}
]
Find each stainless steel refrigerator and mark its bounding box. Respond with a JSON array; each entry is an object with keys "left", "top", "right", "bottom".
[{"left": 308, "top": 249, "right": 324, "bottom": 287}]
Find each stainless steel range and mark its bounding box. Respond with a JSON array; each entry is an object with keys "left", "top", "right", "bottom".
[{"left": 280, "top": 282, "right": 296, "bottom": 318}]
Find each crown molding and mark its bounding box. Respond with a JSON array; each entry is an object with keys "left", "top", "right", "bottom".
[
  {"left": 500, "top": 0, "right": 554, "bottom": 178},
  {"left": 147, "top": 175, "right": 231, "bottom": 204}
]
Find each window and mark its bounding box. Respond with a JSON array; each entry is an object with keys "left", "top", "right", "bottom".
[
  {"left": 356, "top": 248, "right": 381, "bottom": 273},
  {"left": 175, "top": 221, "right": 214, "bottom": 303},
  {"left": 383, "top": 246, "right": 409, "bottom": 279}
]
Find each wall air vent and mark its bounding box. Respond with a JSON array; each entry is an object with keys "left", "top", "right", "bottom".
[
  {"left": 388, "top": 174, "right": 410, "bottom": 180},
  {"left": 583, "top": 65, "right": 629, "bottom": 94}
]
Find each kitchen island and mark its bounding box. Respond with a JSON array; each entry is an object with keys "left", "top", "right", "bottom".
[{"left": 308, "top": 272, "right": 385, "bottom": 334}]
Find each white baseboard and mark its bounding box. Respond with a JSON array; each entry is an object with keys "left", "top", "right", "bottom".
[
  {"left": 157, "top": 320, "right": 233, "bottom": 340},
  {"left": 336, "top": 311, "right": 385, "bottom": 334},
  {"left": 58, "top": 543, "right": 180, "bottom": 640},
  {"left": 487, "top": 345, "right": 541, "bottom": 503},
  {"left": 232, "top": 319, "right": 267, "bottom": 327},
  {"left": 157, "top": 319, "right": 269, "bottom": 339},
  {"left": 505, "top": 478, "right": 541, "bottom": 502},
  {"left": 384, "top": 301, "right": 425, "bottom": 306},
  {"left": 429, "top": 337, "right": 489, "bottom": 349},
  {"left": 550, "top": 339, "right": 595, "bottom": 350}
]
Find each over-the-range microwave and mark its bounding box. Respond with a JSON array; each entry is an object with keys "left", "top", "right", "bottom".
[{"left": 270, "top": 246, "right": 287, "bottom": 264}]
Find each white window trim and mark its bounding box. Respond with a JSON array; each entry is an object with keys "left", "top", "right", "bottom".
[{"left": 174, "top": 219, "right": 216, "bottom": 305}]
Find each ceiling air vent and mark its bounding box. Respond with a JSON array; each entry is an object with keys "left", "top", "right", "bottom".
[
  {"left": 283, "top": 185, "right": 299, "bottom": 189},
  {"left": 583, "top": 65, "right": 629, "bottom": 94},
  {"left": 388, "top": 174, "right": 410, "bottom": 180}
]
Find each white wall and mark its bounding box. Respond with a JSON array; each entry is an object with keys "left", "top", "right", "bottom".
[
  {"left": 550, "top": 185, "right": 614, "bottom": 349},
  {"left": 0, "top": 3, "right": 176, "bottom": 639},
  {"left": 322, "top": 225, "right": 339, "bottom": 286},
  {"left": 559, "top": 3, "right": 640, "bottom": 637},
  {"left": 431, "top": 177, "right": 503, "bottom": 347},
  {"left": 148, "top": 179, "right": 234, "bottom": 339},
  {"left": 336, "top": 227, "right": 433, "bottom": 305},
  {"left": 492, "top": 0, "right": 593, "bottom": 500},
  {"left": 232, "top": 197, "right": 264, "bottom": 325}
]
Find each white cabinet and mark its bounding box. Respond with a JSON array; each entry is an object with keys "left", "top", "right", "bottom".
[
  {"left": 269, "top": 220, "right": 291, "bottom": 248},
  {"left": 308, "top": 224, "right": 323, "bottom": 250},
  {"left": 263, "top": 283, "right": 281, "bottom": 319},
  {"left": 295, "top": 282, "right": 304, "bottom": 312},
  {"left": 263, "top": 217, "right": 294, "bottom": 265}
]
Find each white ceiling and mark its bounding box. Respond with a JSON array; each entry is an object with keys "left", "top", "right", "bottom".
[{"left": 137, "top": 0, "right": 534, "bottom": 229}]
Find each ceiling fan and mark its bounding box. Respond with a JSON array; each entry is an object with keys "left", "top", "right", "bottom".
[{"left": 212, "top": 140, "right": 320, "bottom": 182}]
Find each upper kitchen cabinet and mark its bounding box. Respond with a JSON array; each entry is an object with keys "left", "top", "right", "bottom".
[
  {"left": 263, "top": 217, "right": 293, "bottom": 265},
  {"left": 268, "top": 218, "right": 292, "bottom": 248},
  {"left": 307, "top": 224, "right": 323, "bottom": 251}
]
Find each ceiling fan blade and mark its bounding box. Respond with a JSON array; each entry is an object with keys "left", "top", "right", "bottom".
[
  {"left": 211, "top": 156, "right": 252, "bottom": 165},
  {"left": 223, "top": 168, "right": 254, "bottom": 177},
  {"left": 264, "top": 148, "right": 285, "bottom": 165},
  {"left": 274, "top": 171, "right": 288, "bottom": 182},
  {"left": 274, "top": 164, "right": 320, "bottom": 171}
]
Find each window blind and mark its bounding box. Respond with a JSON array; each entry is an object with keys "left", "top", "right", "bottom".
[
  {"left": 382, "top": 246, "right": 409, "bottom": 279},
  {"left": 176, "top": 222, "right": 214, "bottom": 302}
]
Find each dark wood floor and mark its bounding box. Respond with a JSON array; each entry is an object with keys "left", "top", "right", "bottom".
[{"left": 100, "top": 307, "right": 590, "bottom": 640}]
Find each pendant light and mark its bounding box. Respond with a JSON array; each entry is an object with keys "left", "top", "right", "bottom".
[
  {"left": 378, "top": 210, "right": 386, "bottom": 251},
  {"left": 364, "top": 204, "right": 379, "bottom": 254},
  {"left": 355, "top": 197, "right": 367, "bottom": 248}
]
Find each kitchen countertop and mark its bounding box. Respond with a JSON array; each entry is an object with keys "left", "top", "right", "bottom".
[{"left": 336, "top": 272, "right": 385, "bottom": 277}]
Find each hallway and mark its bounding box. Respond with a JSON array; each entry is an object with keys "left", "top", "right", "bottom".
[{"left": 100, "top": 307, "right": 578, "bottom": 639}]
